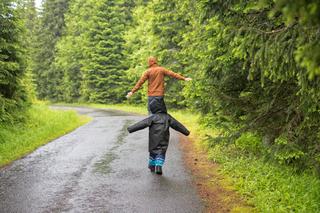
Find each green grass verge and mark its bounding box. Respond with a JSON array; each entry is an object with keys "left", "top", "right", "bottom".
[
  {"left": 53, "top": 102, "right": 320, "bottom": 212},
  {"left": 209, "top": 144, "right": 320, "bottom": 212},
  {"left": 0, "top": 104, "right": 91, "bottom": 167}
]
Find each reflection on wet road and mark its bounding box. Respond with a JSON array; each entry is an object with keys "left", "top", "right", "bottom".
[{"left": 0, "top": 106, "right": 203, "bottom": 213}]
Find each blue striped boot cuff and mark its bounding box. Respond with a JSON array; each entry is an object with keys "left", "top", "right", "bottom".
[
  {"left": 149, "top": 155, "right": 156, "bottom": 166},
  {"left": 155, "top": 157, "right": 165, "bottom": 166}
]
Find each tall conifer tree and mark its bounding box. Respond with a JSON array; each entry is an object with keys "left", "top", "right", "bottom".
[
  {"left": 18, "top": 0, "right": 37, "bottom": 101},
  {"left": 54, "top": 0, "right": 92, "bottom": 102},
  {"left": 32, "top": 0, "right": 69, "bottom": 100},
  {"left": 0, "top": 0, "right": 27, "bottom": 122},
  {"left": 81, "top": 0, "right": 129, "bottom": 103}
]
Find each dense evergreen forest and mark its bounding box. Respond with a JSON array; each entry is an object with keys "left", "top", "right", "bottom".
[{"left": 1, "top": 0, "right": 320, "bottom": 175}]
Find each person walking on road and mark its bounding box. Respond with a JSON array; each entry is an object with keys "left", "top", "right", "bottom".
[
  {"left": 127, "top": 98, "right": 190, "bottom": 175},
  {"left": 126, "top": 56, "right": 192, "bottom": 113}
]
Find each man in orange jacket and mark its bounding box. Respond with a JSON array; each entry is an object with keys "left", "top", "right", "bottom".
[{"left": 126, "top": 56, "right": 192, "bottom": 113}]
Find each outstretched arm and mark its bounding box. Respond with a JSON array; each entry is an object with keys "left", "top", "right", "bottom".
[
  {"left": 169, "top": 114, "right": 190, "bottom": 136},
  {"left": 127, "top": 116, "right": 153, "bottom": 133},
  {"left": 163, "top": 69, "right": 192, "bottom": 81},
  {"left": 127, "top": 71, "right": 149, "bottom": 98}
]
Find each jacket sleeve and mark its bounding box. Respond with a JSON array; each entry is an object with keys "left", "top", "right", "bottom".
[
  {"left": 131, "top": 70, "right": 149, "bottom": 93},
  {"left": 168, "top": 114, "right": 190, "bottom": 136},
  {"left": 127, "top": 116, "right": 153, "bottom": 133},
  {"left": 163, "top": 68, "right": 186, "bottom": 80}
]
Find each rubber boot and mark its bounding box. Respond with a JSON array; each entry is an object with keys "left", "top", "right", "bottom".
[{"left": 155, "top": 165, "right": 162, "bottom": 175}]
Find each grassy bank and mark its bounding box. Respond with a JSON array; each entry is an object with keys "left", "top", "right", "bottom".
[
  {"left": 60, "top": 103, "right": 320, "bottom": 212},
  {"left": 0, "top": 104, "right": 91, "bottom": 167},
  {"left": 209, "top": 144, "right": 320, "bottom": 212}
]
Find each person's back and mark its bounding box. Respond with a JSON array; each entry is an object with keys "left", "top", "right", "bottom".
[
  {"left": 127, "top": 98, "right": 190, "bottom": 175},
  {"left": 147, "top": 66, "right": 168, "bottom": 97},
  {"left": 147, "top": 98, "right": 170, "bottom": 155},
  {"left": 131, "top": 63, "right": 186, "bottom": 97},
  {"left": 126, "top": 57, "right": 192, "bottom": 113}
]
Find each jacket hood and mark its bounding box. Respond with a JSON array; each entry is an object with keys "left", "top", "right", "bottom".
[
  {"left": 150, "top": 98, "right": 167, "bottom": 114},
  {"left": 148, "top": 56, "right": 157, "bottom": 67}
]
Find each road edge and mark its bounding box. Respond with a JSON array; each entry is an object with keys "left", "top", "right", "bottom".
[
  {"left": 179, "top": 135, "right": 255, "bottom": 213},
  {"left": 0, "top": 106, "right": 92, "bottom": 169}
]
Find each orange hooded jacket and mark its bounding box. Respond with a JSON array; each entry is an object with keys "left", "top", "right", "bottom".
[{"left": 131, "top": 57, "right": 186, "bottom": 96}]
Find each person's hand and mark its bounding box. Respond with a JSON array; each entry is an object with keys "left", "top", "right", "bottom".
[
  {"left": 185, "top": 77, "right": 192, "bottom": 81},
  {"left": 126, "top": 92, "right": 133, "bottom": 98}
]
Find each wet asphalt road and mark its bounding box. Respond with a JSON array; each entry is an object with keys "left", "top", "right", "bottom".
[{"left": 0, "top": 106, "right": 203, "bottom": 213}]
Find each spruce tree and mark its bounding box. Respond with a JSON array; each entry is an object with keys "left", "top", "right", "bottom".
[
  {"left": 81, "top": 0, "right": 129, "bottom": 103},
  {"left": 54, "top": 0, "right": 92, "bottom": 102},
  {"left": 0, "top": 0, "right": 27, "bottom": 122},
  {"left": 32, "top": 0, "right": 69, "bottom": 100},
  {"left": 18, "top": 0, "right": 37, "bottom": 101}
]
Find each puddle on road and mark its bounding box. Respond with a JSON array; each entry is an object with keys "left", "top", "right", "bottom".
[
  {"left": 93, "top": 120, "right": 134, "bottom": 175},
  {"left": 94, "top": 152, "right": 118, "bottom": 174},
  {"left": 116, "top": 120, "right": 134, "bottom": 146}
]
